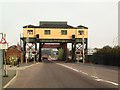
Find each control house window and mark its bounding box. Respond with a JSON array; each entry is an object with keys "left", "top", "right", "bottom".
[
  {"left": 78, "top": 30, "right": 84, "bottom": 35},
  {"left": 44, "top": 30, "right": 51, "bottom": 35},
  {"left": 61, "top": 30, "right": 67, "bottom": 35},
  {"left": 27, "top": 30, "right": 33, "bottom": 35}
]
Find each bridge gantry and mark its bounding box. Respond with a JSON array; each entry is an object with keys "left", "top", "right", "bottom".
[{"left": 20, "top": 21, "right": 88, "bottom": 63}]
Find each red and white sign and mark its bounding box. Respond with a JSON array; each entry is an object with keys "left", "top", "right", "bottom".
[{"left": 0, "top": 37, "right": 8, "bottom": 49}]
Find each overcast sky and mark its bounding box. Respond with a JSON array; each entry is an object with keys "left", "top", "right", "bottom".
[{"left": 0, "top": 0, "right": 118, "bottom": 48}]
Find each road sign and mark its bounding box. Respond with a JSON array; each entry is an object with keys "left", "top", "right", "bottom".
[
  {"left": 0, "top": 44, "right": 8, "bottom": 49},
  {"left": 0, "top": 37, "right": 8, "bottom": 49}
]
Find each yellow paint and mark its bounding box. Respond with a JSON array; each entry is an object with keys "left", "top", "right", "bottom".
[{"left": 23, "top": 28, "right": 88, "bottom": 39}]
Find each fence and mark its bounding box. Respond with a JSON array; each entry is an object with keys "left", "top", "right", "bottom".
[{"left": 86, "top": 54, "right": 119, "bottom": 66}]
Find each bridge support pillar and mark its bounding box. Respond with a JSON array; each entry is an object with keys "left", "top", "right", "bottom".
[
  {"left": 72, "top": 41, "right": 76, "bottom": 62},
  {"left": 23, "top": 41, "right": 26, "bottom": 62},
  {"left": 62, "top": 43, "right": 67, "bottom": 61},
  {"left": 35, "top": 43, "right": 37, "bottom": 61},
  {"left": 39, "top": 42, "right": 42, "bottom": 62}
]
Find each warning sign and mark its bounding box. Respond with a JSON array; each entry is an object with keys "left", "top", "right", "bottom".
[
  {"left": 0, "top": 37, "right": 8, "bottom": 49},
  {"left": 0, "top": 37, "right": 7, "bottom": 44}
]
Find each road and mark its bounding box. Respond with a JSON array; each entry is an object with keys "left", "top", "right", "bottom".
[{"left": 6, "top": 60, "right": 118, "bottom": 89}]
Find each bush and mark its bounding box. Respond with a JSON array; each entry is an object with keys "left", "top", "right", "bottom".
[{"left": 9, "top": 56, "right": 17, "bottom": 66}]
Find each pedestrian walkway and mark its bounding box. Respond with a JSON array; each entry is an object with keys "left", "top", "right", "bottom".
[
  {"left": 2, "top": 69, "right": 16, "bottom": 87},
  {"left": 2, "top": 61, "right": 37, "bottom": 88}
]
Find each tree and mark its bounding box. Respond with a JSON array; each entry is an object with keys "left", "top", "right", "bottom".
[
  {"left": 94, "top": 45, "right": 112, "bottom": 55},
  {"left": 57, "top": 48, "right": 63, "bottom": 60},
  {"left": 92, "top": 45, "right": 119, "bottom": 66}
]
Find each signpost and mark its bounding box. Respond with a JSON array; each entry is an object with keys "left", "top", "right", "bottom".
[
  {"left": 0, "top": 50, "right": 3, "bottom": 90},
  {"left": 0, "top": 33, "right": 8, "bottom": 76},
  {"left": 0, "top": 33, "right": 8, "bottom": 89}
]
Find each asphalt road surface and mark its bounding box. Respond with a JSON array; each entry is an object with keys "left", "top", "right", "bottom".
[{"left": 6, "top": 60, "right": 118, "bottom": 89}]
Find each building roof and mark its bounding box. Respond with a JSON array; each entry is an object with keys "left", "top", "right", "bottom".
[
  {"left": 39, "top": 21, "right": 67, "bottom": 25},
  {"left": 23, "top": 24, "right": 75, "bottom": 29},
  {"left": 77, "top": 25, "right": 88, "bottom": 29},
  {"left": 23, "top": 25, "right": 37, "bottom": 28},
  {"left": 39, "top": 24, "right": 75, "bottom": 29},
  {"left": 23, "top": 21, "right": 88, "bottom": 29},
  {"left": 7, "top": 45, "right": 22, "bottom": 52}
]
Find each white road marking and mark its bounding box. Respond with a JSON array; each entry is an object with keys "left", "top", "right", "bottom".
[
  {"left": 3, "top": 71, "right": 18, "bottom": 88},
  {"left": 95, "top": 78, "right": 119, "bottom": 86},
  {"left": 56, "top": 63, "right": 119, "bottom": 86},
  {"left": 81, "top": 72, "right": 89, "bottom": 75},
  {"left": 71, "top": 68, "right": 79, "bottom": 72},
  {"left": 57, "top": 63, "right": 79, "bottom": 72},
  {"left": 79, "top": 70, "right": 82, "bottom": 72},
  {"left": 95, "top": 78, "right": 101, "bottom": 81},
  {"left": 91, "top": 75, "right": 99, "bottom": 79}
]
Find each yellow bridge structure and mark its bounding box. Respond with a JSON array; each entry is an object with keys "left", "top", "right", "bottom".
[{"left": 21, "top": 21, "right": 88, "bottom": 62}]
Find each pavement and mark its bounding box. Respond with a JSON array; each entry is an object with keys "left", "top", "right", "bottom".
[
  {"left": 2, "top": 69, "right": 16, "bottom": 87},
  {"left": 2, "top": 61, "right": 37, "bottom": 89}
]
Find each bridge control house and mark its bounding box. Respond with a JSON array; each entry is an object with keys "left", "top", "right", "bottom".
[{"left": 21, "top": 21, "right": 88, "bottom": 62}]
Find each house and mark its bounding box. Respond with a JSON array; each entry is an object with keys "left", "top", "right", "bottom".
[{"left": 6, "top": 44, "right": 23, "bottom": 65}]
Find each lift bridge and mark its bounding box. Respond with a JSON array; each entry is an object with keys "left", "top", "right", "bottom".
[{"left": 20, "top": 21, "right": 88, "bottom": 62}]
